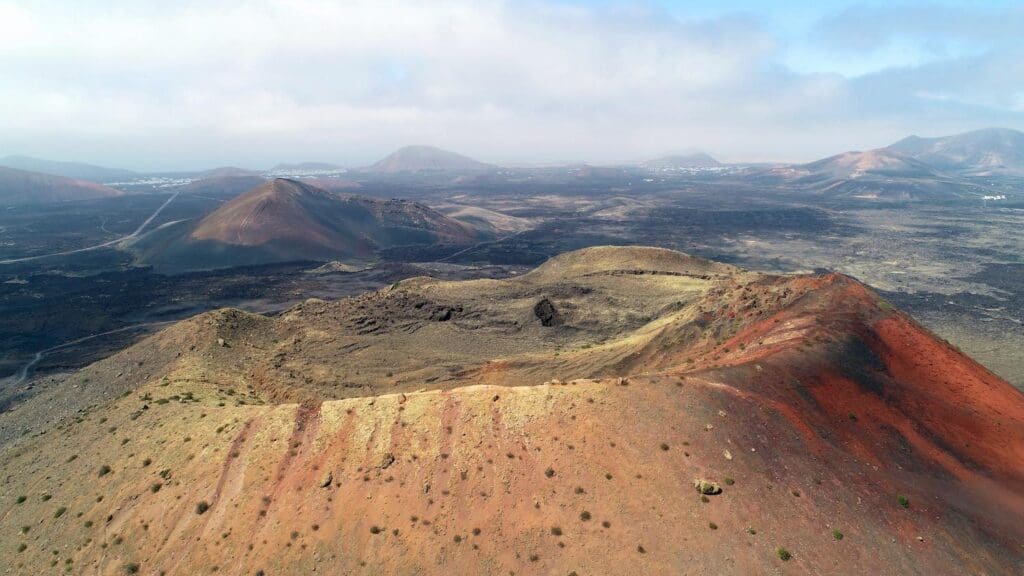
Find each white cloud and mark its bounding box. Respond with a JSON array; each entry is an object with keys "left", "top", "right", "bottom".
[{"left": 0, "top": 0, "right": 1020, "bottom": 170}]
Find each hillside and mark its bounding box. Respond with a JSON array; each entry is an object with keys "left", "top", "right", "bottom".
[
  {"left": 368, "top": 146, "right": 493, "bottom": 173},
  {"left": 886, "top": 127, "right": 1024, "bottom": 175},
  {"left": 2, "top": 246, "right": 1021, "bottom": 575},
  {"left": 131, "top": 179, "right": 479, "bottom": 271},
  {"left": 783, "top": 149, "right": 995, "bottom": 201},
  {"left": 0, "top": 166, "right": 124, "bottom": 205},
  {"left": 799, "top": 150, "right": 938, "bottom": 180},
  {"left": 0, "top": 155, "right": 137, "bottom": 183}
]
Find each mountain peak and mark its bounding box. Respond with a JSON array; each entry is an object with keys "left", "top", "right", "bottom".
[
  {"left": 368, "top": 145, "right": 492, "bottom": 173},
  {"left": 885, "top": 127, "right": 1024, "bottom": 175},
  {"left": 133, "top": 179, "right": 477, "bottom": 271},
  {"left": 642, "top": 152, "right": 720, "bottom": 170}
]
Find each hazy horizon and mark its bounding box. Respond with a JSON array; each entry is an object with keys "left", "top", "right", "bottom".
[{"left": 1, "top": 0, "right": 1022, "bottom": 171}]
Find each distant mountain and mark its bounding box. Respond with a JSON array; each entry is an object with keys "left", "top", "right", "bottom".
[
  {"left": 198, "top": 166, "right": 261, "bottom": 178},
  {"left": 0, "top": 166, "right": 124, "bottom": 205},
  {"left": 367, "top": 146, "right": 492, "bottom": 173},
  {"left": 642, "top": 152, "right": 720, "bottom": 170},
  {"left": 885, "top": 127, "right": 1024, "bottom": 175},
  {"left": 0, "top": 155, "right": 137, "bottom": 183},
  {"left": 177, "top": 175, "right": 267, "bottom": 200},
  {"left": 132, "top": 178, "right": 479, "bottom": 271},
  {"left": 271, "top": 162, "right": 342, "bottom": 172},
  {"left": 783, "top": 149, "right": 988, "bottom": 201},
  {"left": 799, "top": 149, "right": 938, "bottom": 180}
]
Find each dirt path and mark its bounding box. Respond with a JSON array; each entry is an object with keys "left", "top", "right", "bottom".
[
  {"left": 0, "top": 190, "right": 180, "bottom": 264},
  {"left": 9, "top": 321, "right": 175, "bottom": 386}
]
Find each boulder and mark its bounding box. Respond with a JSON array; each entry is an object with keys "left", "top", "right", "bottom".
[{"left": 533, "top": 298, "right": 563, "bottom": 327}]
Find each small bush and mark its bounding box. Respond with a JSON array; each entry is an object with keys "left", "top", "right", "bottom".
[
  {"left": 16, "top": 495, "right": 26, "bottom": 504},
  {"left": 17, "top": 543, "right": 27, "bottom": 553},
  {"left": 195, "top": 501, "right": 210, "bottom": 515},
  {"left": 123, "top": 563, "right": 140, "bottom": 574},
  {"left": 580, "top": 511, "right": 591, "bottom": 521},
  {"left": 98, "top": 465, "right": 112, "bottom": 477},
  {"left": 832, "top": 529, "right": 843, "bottom": 541},
  {"left": 369, "top": 526, "right": 381, "bottom": 534},
  {"left": 708, "top": 522, "right": 718, "bottom": 530},
  {"left": 545, "top": 467, "right": 556, "bottom": 478},
  {"left": 550, "top": 526, "right": 562, "bottom": 536},
  {"left": 54, "top": 507, "right": 68, "bottom": 518},
  {"left": 723, "top": 477, "right": 735, "bottom": 486},
  {"left": 659, "top": 443, "right": 669, "bottom": 451},
  {"left": 776, "top": 547, "right": 791, "bottom": 561},
  {"left": 897, "top": 495, "right": 909, "bottom": 508},
  {"left": 150, "top": 483, "right": 162, "bottom": 493}
]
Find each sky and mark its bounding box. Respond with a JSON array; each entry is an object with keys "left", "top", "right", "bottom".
[{"left": 0, "top": 0, "right": 1021, "bottom": 171}]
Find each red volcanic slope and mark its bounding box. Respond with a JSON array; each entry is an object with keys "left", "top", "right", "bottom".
[{"left": 1, "top": 249, "right": 1022, "bottom": 574}]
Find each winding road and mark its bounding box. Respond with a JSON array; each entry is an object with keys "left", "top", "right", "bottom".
[
  {"left": 10, "top": 321, "right": 175, "bottom": 386},
  {"left": 0, "top": 190, "right": 180, "bottom": 265}
]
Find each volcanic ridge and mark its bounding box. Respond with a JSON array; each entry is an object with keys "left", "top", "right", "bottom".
[{"left": 1, "top": 246, "right": 1022, "bottom": 575}]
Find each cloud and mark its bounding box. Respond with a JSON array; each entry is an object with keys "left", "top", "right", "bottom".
[{"left": 0, "top": 0, "right": 1021, "bottom": 169}]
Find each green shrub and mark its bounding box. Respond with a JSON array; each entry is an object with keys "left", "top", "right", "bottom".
[
  {"left": 776, "top": 547, "right": 791, "bottom": 561},
  {"left": 98, "top": 465, "right": 112, "bottom": 477},
  {"left": 195, "top": 501, "right": 210, "bottom": 515},
  {"left": 54, "top": 507, "right": 68, "bottom": 518},
  {"left": 832, "top": 529, "right": 843, "bottom": 541},
  {"left": 897, "top": 495, "right": 909, "bottom": 508}
]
